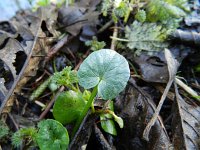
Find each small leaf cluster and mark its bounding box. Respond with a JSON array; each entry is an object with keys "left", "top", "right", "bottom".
[
  {"left": 12, "top": 127, "right": 37, "bottom": 148},
  {"left": 146, "top": 0, "right": 190, "bottom": 25},
  {"left": 32, "top": 0, "right": 66, "bottom": 11},
  {"left": 50, "top": 66, "right": 78, "bottom": 88},
  {"left": 0, "top": 120, "right": 9, "bottom": 139},
  {"left": 30, "top": 66, "right": 78, "bottom": 100},
  {"left": 101, "top": 0, "right": 131, "bottom": 22},
  {"left": 135, "top": 9, "right": 146, "bottom": 23},
  {"left": 85, "top": 37, "right": 106, "bottom": 51},
  {"left": 12, "top": 119, "right": 69, "bottom": 150}
]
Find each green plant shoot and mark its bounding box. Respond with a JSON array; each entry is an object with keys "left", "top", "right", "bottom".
[{"left": 72, "top": 49, "right": 130, "bottom": 137}]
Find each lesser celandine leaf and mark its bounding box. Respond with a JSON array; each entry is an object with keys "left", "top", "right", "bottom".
[
  {"left": 53, "top": 90, "right": 86, "bottom": 124},
  {"left": 36, "top": 119, "right": 69, "bottom": 150},
  {"left": 78, "top": 49, "right": 130, "bottom": 100}
]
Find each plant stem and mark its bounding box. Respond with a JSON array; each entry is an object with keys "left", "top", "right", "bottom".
[
  {"left": 175, "top": 77, "right": 200, "bottom": 102},
  {"left": 110, "top": 36, "right": 129, "bottom": 42},
  {"left": 111, "top": 24, "right": 118, "bottom": 50},
  {"left": 71, "top": 86, "right": 98, "bottom": 138},
  {"left": 124, "top": 0, "right": 135, "bottom": 23}
]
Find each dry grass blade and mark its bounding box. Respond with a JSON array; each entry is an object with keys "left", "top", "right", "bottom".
[{"left": 143, "top": 49, "right": 179, "bottom": 141}]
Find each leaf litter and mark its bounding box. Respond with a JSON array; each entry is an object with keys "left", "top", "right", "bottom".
[{"left": 0, "top": 0, "right": 200, "bottom": 150}]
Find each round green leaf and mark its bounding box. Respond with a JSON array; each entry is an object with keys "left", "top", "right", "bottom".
[
  {"left": 78, "top": 49, "right": 130, "bottom": 100},
  {"left": 36, "top": 119, "right": 69, "bottom": 150},
  {"left": 53, "top": 90, "right": 86, "bottom": 124}
]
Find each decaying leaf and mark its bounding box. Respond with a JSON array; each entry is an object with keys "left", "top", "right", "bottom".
[
  {"left": 57, "top": 0, "right": 100, "bottom": 36},
  {"left": 134, "top": 53, "right": 169, "bottom": 83},
  {"left": 172, "top": 83, "right": 200, "bottom": 149},
  {"left": 143, "top": 49, "right": 179, "bottom": 141},
  {"left": 172, "top": 29, "right": 200, "bottom": 46},
  {"left": 0, "top": 6, "right": 58, "bottom": 114},
  {"left": 0, "top": 78, "right": 8, "bottom": 99},
  {"left": 133, "top": 46, "right": 189, "bottom": 83},
  {"left": 114, "top": 79, "right": 172, "bottom": 149},
  {"left": 0, "top": 39, "right": 24, "bottom": 79}
]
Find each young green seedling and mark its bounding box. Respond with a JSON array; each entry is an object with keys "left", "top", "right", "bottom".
[
  {"left": 36, "top": 119, "right": 69, "bottom": 150},
  {"left": 12, "top": 119, "right": 69, "bottom": 150},
  {"left": 72, "top": 49, "right": 130, "bottom": 137}
]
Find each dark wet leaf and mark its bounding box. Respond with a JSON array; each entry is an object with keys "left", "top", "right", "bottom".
[
  {"left": 133, "top": 47, "right": 189, "bottom": 83},
  {"left": 114, "top": 79, "right": 172, "bottom": 150},
  {"left": 79, "top": 25, "right": 97, "bottom": 42},
  {"left": 69, "top": 113, "right": 98, "bottom": 149},
  {"left": 171, "top": 29, "right": 200, "bottom": 46},
  {"left": 134, "top": 52, "right": 169, "bottom": 83},
  {"left": 143, "top": 49, "right": 179, "bottom": 141},
  {"left": 0, "top": 39, "right": 23, "bottom": 78},
  {"left": 58, "top": 3, "right": 99, "bottom": 36},
  {"left": 172, "top": 84, "right": 200, "bottom": 150}
]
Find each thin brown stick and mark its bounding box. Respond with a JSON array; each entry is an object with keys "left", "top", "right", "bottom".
[
  {"left": 74, "top": 50, "right": 90, "bottom": 71},
  {"left": 8, "top": 113, "right": 19, "bottom": 130},
  {"left": 110, "top": 24, "right": 118, "bottom": 50},
  {"left": 97, "top": 20, "right": 114, "bottom": 34},
  {"left": 38, "top": 86, "right": 65, "bottom": 120},
  {"left": 44, "top": 35, "right": 74, "bottom": 64}
]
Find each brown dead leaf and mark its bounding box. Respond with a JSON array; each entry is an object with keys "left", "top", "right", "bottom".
[
  {"left": 114, "top": 79, "right": 172, "bottom": 149},
  {"left": 57, "top": 2, "right": 99, "bottom": 36},
  {"left": 143, "top": 49, "right": 179, "bottom": 141},
  {"left": 0, "top": 6, "right": 58, "bottom": 114},
  {"left": 172, "top": 83, "right": 200, "bottom": 149}
]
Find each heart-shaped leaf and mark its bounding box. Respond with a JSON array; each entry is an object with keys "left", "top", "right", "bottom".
[
  {"left": 77, "top": 49, "right": 130, "bottom": 100},
  {"left": 53, "top": 90, "right": 86, "bottom": 124},
  {"left": 36, "top": 119, "right": 69, "bottom": 150}
]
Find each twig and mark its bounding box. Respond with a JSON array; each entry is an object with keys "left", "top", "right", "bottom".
[
  {"left": 35, "top": 100, "right": 46, "bottom": 108},
  {"left": 44, "top": 35, "right": 74, "bottom": 64},
  {"left": 8, "top": 113, "right": 19, "bottom": 130},
  {"left": 142, "top": 79, "right": 174, "bottom": 141},
  {"left": 124, "top": 0, "right": 135, "bottom": 23},
  {"left": 97, "top": 20, "right": 114, "bottom": 34},
  {"left": 74, "top": 50, "right": 90, "bottom": 71},
  {"left": 143, "top": 49, "right": 179, "bottom": 141},
  {"left": 110, "top": 24, "right": 118, "bottom": 50},
  {"left": 94, "top": 124, "right": 112, "bottom": 150},
  {"left": 175, "top": 77, "right": 200, "bottom": 102},
  {"left": 38, "top": 86, "right": 65, "bottom": 120}
]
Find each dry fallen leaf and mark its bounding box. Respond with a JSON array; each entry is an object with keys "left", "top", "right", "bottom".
[
  {"left": 172, "top": 83, "right": 200, "bottom": 149},
  {"left": 0, "top": 6, "right": 58, "bottom": 114},
  {"left": 143, "top": 49, "right": 179, "bottom": 141}
]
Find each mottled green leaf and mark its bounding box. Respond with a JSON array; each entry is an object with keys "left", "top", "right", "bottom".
[
  {"left": 36, "top": 119, "right": 69, "bottom": 150},
  {"left": 125, "top": 21, "right": 169, "bottom": 52},
  {"left": 78, "top": 49, "right": 130, "bottom": 100}
]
